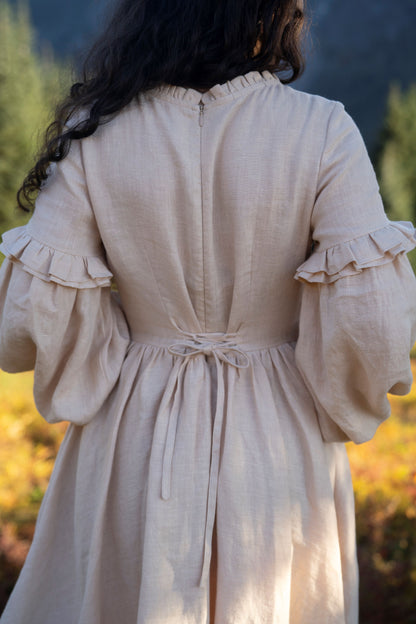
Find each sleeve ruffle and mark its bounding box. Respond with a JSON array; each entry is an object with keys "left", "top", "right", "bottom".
[
  {"left": 0, "top": 257, "right": 130, "bottom": 424},
  {"left": 295, "top": 221, "right": 416, "bottom": 284},
  {"left": 0, "top": 226, "right": 113, "bottom": 289}
]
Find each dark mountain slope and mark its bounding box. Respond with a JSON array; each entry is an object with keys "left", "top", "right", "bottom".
[
  {"left": 9, "top": 0, "right": 416, "bottom": 151},
  {"left": 298, "top": 0, "right": 416, "bottom": 151}
]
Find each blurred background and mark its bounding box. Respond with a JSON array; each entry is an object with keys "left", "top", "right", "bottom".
[{"left": 0, "top": 0, "right": 415, "bottom": 621}]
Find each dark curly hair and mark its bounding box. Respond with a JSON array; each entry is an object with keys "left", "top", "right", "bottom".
[{"left": 18, "top": 0, "right": 307, "bottom": 211}]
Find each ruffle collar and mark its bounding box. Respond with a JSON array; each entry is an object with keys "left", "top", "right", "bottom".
[{"left": 148, "top": 70, "right": 280, "bottom": 107}]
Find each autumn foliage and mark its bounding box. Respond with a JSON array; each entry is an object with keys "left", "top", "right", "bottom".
[{"left": 0, "top": 367, "right": 415, "bottom": 621}]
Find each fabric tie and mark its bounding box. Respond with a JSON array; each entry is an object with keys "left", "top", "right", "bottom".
[{"left": 161, "top": 324, "right": 250, "bottom": 587}]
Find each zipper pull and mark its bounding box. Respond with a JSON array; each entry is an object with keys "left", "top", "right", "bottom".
[{"left": 199, "top": 101, "right": 205, "bottom": 127}]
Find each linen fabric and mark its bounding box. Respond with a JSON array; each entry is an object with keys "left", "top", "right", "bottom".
[{"left": 1, "top": 70, "right": 416, "bottom": 624}]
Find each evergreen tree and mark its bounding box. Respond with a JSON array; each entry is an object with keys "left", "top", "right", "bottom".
[
  {"left": 378, "top": 84, "right": 416, "bottom": 224},
  {"left": 0, "top": 1, "right": 65, "bottom": 232}
]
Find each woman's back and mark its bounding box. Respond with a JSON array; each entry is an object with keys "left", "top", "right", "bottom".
[
  {"left": 93, "top": 71, "right": 317, "bottom": 338},
  {"left": 25, "top": 71, "right": 385, "bottom": 342}
]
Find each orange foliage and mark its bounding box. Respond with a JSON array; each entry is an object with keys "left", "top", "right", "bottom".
[{"left": 0, "top": 367, "right": 415, "bottom": 621}]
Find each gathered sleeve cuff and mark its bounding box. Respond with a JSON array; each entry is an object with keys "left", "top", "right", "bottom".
[
  {"left": 293, "top": 103, "right": 416, "bottom": 444},
  {"left": 0, "top": 255, "right": 130, "bottom": 425},
  {"left": 294, "top": 251, "right": 416, "bottom": 444}
]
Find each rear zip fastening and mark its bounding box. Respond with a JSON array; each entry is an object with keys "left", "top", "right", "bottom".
[
  {"left": 198, "top": 99, "right": 206, "bottom": 327},
  {"left": 199, "top": 101, "right": 205, "bottom": 127}
]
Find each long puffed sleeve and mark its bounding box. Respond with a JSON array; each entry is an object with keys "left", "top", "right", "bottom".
[
  {"left": 0, "top": 139, "right": 130, "bottom": 424},
  {"left": 294, "top": 103, "right": 416, "bottom": 443}
]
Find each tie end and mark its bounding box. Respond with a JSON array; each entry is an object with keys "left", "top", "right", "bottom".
[{"left": 161, "top": 483, "right": 171, "bottom": 501}]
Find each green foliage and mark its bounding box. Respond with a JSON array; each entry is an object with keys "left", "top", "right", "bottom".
[
  {"left": 0, "top": 0, "right": 67, "bottom": 232},
  {"left": 377, "top": 84, "right": 416, "bottom": 271},
  {"left": 378, "top": 84, "right": 416, "bottom": 224}
]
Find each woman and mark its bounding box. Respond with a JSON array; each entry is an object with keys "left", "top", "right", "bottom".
[{"left": 1, "top": 1, "right": 415, "bottom": 622}]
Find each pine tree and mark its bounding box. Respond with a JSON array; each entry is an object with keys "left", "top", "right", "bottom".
[{"left": 0, "top": 1, "right": 65, "bottom": 232}]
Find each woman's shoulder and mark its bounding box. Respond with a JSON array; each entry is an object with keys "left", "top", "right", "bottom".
[{"left": 277, "top": 82, "right": 345, "bottom": 122}]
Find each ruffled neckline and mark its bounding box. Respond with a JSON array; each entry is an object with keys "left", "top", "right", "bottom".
[{"left": 148, "top": 70, "right": 280, "bottom": 107}]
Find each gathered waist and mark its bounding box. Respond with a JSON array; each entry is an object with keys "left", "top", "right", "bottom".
[
  {"left": 127, "top": 323, "right": 297, "bottom": 587},
  {"left": 129, "top": 329, "right": 295, "bottom": 353}
]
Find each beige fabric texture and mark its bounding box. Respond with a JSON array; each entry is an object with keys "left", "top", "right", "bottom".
[{"left": 1, "top": 70, "right": 416, "bottom": 624}]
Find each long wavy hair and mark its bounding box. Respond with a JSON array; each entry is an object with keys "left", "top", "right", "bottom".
[{"left": 18, "top": 0, "right": 307, "bottom": 211}]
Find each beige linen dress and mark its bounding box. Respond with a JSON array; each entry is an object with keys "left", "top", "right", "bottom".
[{"left": 1, "top": 70, "right": 416, "bottom": 624}]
